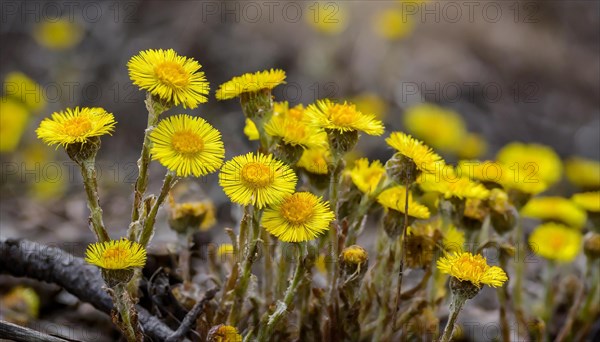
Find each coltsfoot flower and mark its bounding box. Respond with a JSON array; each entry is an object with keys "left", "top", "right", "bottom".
[
  {"left": 386, "top": 132, "right": 444, "bottom": 176},
  {"left": 297, "top": 146, "right": 332, "bottom": 175},
  {"left": 262, "top": 192, "right": 334, "bottom": 242},
  {"left": 377, "top": 186, "right": 430, "bottom": 220},
  {"left": 437, "top": 251, "right": 508, "bottom": 288},
  {"left": 529, "top": 223, "right": 582, "bottom": 262},
  {"left": 149, "top": 114, "right": 225, "bottom": 177},
  {"left": 306, "top": 99, "right": 384, "bottom": 136},
  {"left": 521, "top": 196, "right": 587, "bottom": 229},
  {"left": 571, "top": 191, "right": 600, "bottom": 213},
  {"left": 403, "top": 103, "right": 466, "bottom": 153},
  {"left": 85, "top": 238, "right": 147, "bottom": 270},
  {"left": 496, "top": 142, "right": 563, "bottom": 187},
  {"left": 419, "top": 169, "right": 490, "bottom": 200},
  {"left": 215, "top": 69, "right": 286, "bottom": 100},
  {"left": 168, "top": 195, "right": 216, "bottom": 232},
  {"left": 4, "top": 72, "right": 46, "bottom": 112},
  {"left": 340, "top": 245, "right": 368, "bottom": 265},
  {"left": 219, "top": 152, "right": 297, "bottom": 209},
  {"left": 349, "top": 158, "right": 386, "bottom": 194},
  {"left": 207, "top": 324, "right": 242, "bottom": 342},
  {"left": 265, "top": 104, "right": 327, "bottom": 149},
  {"left": 243, "top": 118, "right": 259, "bottom": 141},
  {"left": 36, "top": 107, "right": 116, "bottom": 148},
  {"left": 0, "top": 98, "right": 29, "bottom": 152},
  {"left": 565, "top": 157, "right": 600, "bottom": 189},
  {"left": 443, "top": 225, "right": 466, "bottom": 253},
  {"left": 128, "top": 49, "right": 209, "bottom": 109}
]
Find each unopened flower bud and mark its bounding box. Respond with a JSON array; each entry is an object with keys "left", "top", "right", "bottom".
[
  {"left": 385, "top": 152, "right": 420, "bottom": 184},
  {"left": 584, "top": 232, "right": 600, "bottom": 260}
]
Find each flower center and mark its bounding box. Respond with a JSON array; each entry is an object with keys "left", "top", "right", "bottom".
[
  {"left": 329, "top": 104, "right": 356, "bottom": 126},
  {"left": 241, "top": 162, "right": 273, "bottom": 188},
  {"left": 63, "top": 117, "right": 92, "bottom": 137},
  {"left": 171, "top": 130, "right": 204, "bottom": 155},
  {"left": 103, "top": 246, "right": 128, "bottom": 267},
  {"left": 549, "top": 235, "right": 564, "bottom": 250},
  {"left": 280, "top": 194, "right": 316, "bottom": 225},
  {"left": 154, "top": 61, "right": 190, "bottom": 88},
  {"left": 285, "top": 122, "right": 308, "bottom": 141},
  {"left": 456, "top": 254, "right": 488, "bottom": 276}
]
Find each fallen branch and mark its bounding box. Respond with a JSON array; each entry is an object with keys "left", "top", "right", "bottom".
[
  {"left": 0, "top": 239, "right": 176, "bottom": 341},
  {"left": 0, "top": 320, "right": 72, "bottom": 342},
  {"left": 165, "top": 287, "right": 219, "bottom": 342}
]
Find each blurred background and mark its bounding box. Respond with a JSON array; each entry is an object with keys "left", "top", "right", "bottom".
[{"left": 0, "top": 0, "right": 599, "bottom": 339}]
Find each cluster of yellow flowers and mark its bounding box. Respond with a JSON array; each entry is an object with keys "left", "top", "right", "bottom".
[{"left": 31, "top": 48, "right": 600, "bottom": 341}]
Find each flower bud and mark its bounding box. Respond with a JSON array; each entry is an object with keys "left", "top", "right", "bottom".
[
  {"left": 584, "top": 232, "right": 600, "bottom": 260},
  {"left": 385, "top": 152, "right": 420, "bottom": 184}
]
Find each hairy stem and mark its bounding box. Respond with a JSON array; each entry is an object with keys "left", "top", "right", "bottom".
[
  {"left": 79, "top": 158, "right": 110, "bottom": 242},
  {"left": 139, "top": 172, "right": 177, "bottom": 247}
]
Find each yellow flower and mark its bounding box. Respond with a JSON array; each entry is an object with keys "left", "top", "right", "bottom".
[
  {"left": 443, "top": 226, "right": 466, "bottom": 253},
  {"left": 149, "top": 114, "right": 224, "bottom": 177},
  {"left": 4, "top": 72, "right": 46, "bottom": 112},
  {"left": 521, "top": 196, "right": 587, "bottom": 228},
  {"left": 457, "top": 133, "right": 488, "bottom": 160},
  {"left": 373, "top": 8, "right": 415, "bottom": 40},
  {"left": 496, "top": 142, "right": 562, "bottom": 187},
  {"left": 341, "top": 245, "right": 368, "bottom": 264},
  {"left": 219, "top": 152, "right": 297, "bottom": 208},
  {"left": 419, "top": 168, "right": 490, "bottom": 200},
  {"left": 169, "top": 199, "right": 216, "bottom": 231},
  {"left": 209, "top": 325, "right": 242, "bottom": 342},
  {"left": 265, "top": 105, "right": 327, "bottom": 148},
  {"left": 305, "top": 1, "right": 348, "bottom": 35},
  {"left": 217, "top": 244, "right": 235, "bottom": 258},
  {"left": 0, "top": 98, "right": 29, "bottom": 152},
  {"left": 244, "top": 118, "right": 259, "bottom": 141},
  {"left": 377, "top": 186, "right": 431, "bottom": 219},
  {"left": 571, "top": 192, "right": 600, "bottom": 213},
  {"left": 529, "top": 223, "right": 582, "bottom": 262},
  {"left": 386, "top": 132, "right": 444, "bottom": 174},
  {"left": 36, "top": 107, "right": 116, "bottom": 148},
  {"left": 306, "top": 99, "right": 384, "bottom": 135},
  {"left": 437, "top": 252, "right": 508, "bottom": 288},
  {"left": 215, "top": 69, "right": 286, "bottom": 100},
  {"left": 350, "top": 93, "right": 388, "bottom": 120},
  {"left": 349, "top": 158, "right": 386, "bottom": 194},
  {"left": 403, "top": 103, "right": 467, "bottom": 153},
  {"left": 85, "top": 239, "right": 147, "bottom": 270},
  {"left": 497, "top": 165, "right": 549, "bottom": 195},
  {"left": 565, "top": 157, "right": 600, "bottom": 189},
  {"left": 262, "top": 192, "right": 334, "bottom": 242},
  {"left": 23, "top": 143, "right": 66, "bottom": 201},
  {"left": 297, "top": 146, "right": 331, "bottom": 175},
  {"left": 128, "top": 49, "right": 209, "bottom": 109},
  {"left": 33, "top": 18, "right": 83, "bottom": 50}
]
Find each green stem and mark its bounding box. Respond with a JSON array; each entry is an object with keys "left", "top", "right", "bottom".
[
  {"left": 130, "top": 94, "right": 164, "bottom": 229},
  {"left": 114, "top": 283, "right": 139, "bottom": 342},
  {"left": 139, "top": 172, "right": 177, "bottom": 247},
  {"left": 327, "top": 157, "right": 341, "bottom": 306},
  {"left": 439, "top": 294, "right": 467, "bottom": 342},
  {"left": 542, "top": 261, "right": 556, "bottom": 331},
  {"left": 258, "top": 244, "right": 305, "bottom": 341},
  {"left": 513, "top": 217, "right": 525, "bottom": 313},
  {"left": 394, "top": 180, "right": 412, "bottom": 320},
  {"left": 497, "top": 255, "right": 511, "bottom": 342},
  {"left": 79, "top": 158, "right": 110, "bottom": 242}
]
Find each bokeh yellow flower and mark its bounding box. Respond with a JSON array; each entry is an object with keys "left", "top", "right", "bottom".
[
  {"left": 443, "top": 225, "right": 466, "bottom": 253},
  {"left": 23, "top": 143, "right": 67, "bottom": 201},
  {"left": 521, "top": 196, "right": 587, "bottom": 228},
  {"left": 33, "top": 18, "right": 83, "bottom": 50},
  {"left": 243, "top": 118, "right": 259, "bottom": 141},
  {"left": 149, "top": 114, "right": 224, "bottom": 177},
  {"left": 419, "top": 168, "right": 490, "bottom": 200},
  {"left": 403, "top": 103, "right": 466, "bottom": 153},
  {"left": 4, "top": 72, "right": 46, "bottom": 113},
  {"left": 305, "top": 1, "right": 348, "bottom": 35},
  {"left": 0, "top": 98, "right": 29, "bottom": 152},
  {"left": 215, "top": 69, "right": 286, "bottom": 100},
  {"left": 377, "top": 186, "right": 431, "bottom": 219},
  {"left": 496, "top": 142, "right": 562, "bottom": 187},
  {"left": 565, "top": 157, "right": 600, "bottom": 189},
  {"left": 262, "top": 192, "right": 334, "bottom": 242},
  {"left": 386, "top": 132, "right": 444, "bottom": 174},
  {"left": 306, "top": 99, "right": 384, "bottom": 135},
  {"left": 349, "top": 158, "right": 386, "bottom": 194},
  {"left": 85, "top": 239, "right": 147, "bottom": 270},
  {"left": 437, "top": 252, "right": 508, "bottom": 288},
  {"left": 169, "top": 199, "right": 216, "bottom": 231},
  {"left": 571, "top": 192, "right": 600, "bottom": 213},
  {"left": 128, "top": 49, "right": 209, "bottom": 109},
  {"left": 529, "top": 223, "right": 582, "bottom": 262},
  {"left": 350, "top": 93, "right": 388, "bottom": 120},
  {"left": 219, "top": 152, "right": 297, "bottom": 208},
  {"left": 296, "top": 146, "right": 331, "bottom": 175},
  {"left": 373, "top": 8, "right": 415, "bottom": 40},
  {"left": 457, "top": 133, "right": 488, "bottom": 160},
  {"left": 36, "top": 107, "right": 116, "bottom": 148}
]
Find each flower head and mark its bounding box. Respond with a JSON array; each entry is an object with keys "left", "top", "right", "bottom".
[
  {"left": 521, "top": 196, "right": 587, "bottom": 228},
  {"left": 128, "top": 49, "right": 209, "bottom": 109},
  {"left": 85, "top": 239, "right": 146, "bottom": 270},
  {"left": 403, "top": 103, "right": 466, "bottom": 153},
  {"left": 149, "top": 114, "right": 224, "bottom": 177},
  {"left": 215, "top": 69, "right": 286, "bottom": 100},
  {"left": 0, "top": 98, "right": 29, "bottom": 152},
  {"left": 529, "top": 223, "right": 582, "bottom": 262},
  {"left": 496, "top": 142, "right": 562, "bottom": 187},
  {"left": 265, "top": 104, "right": 327, "bottom": 148},
  {"left": 33, "top": 18, "right": 83, "bottom": 50},
  {"left": 419, "top": 169, "right": 490, "bottom": 200},
  {"left": 377, "top": 186, "right": 430, "bottom": 219},
  {"left": 4, "top": 72, "right": 46, "bottom": 112},
  {"left": 341, "top": 245, "right": 368, "bottom": 265},
  {"left": 208, "top": 324, "right": 242, "bottom": 342},
  {"left": 219, "top": 152, "right": 297, "bottom": 208},
  {"left": 571, "top": 192, "right": 600, "bottom": 213},
  {"left": 437, "top": 252, "right": 508, "bottom": 288},
  {"left": 443, "top": 225, "right": 466, "bottom": 253},
  {"left": 306, "top": 99, "right": 384, "bottom": 135},
  {"left": 373, "top": 8, "right": 415, "bottom": 40},
  {"left": 262, "top": 192, "right": 334, "bottom": 242},
  {"left": 457, "top": 133, "right": 488, "bottom": 160},
  {"left": 297, "top": 146, "right": 331, "bottom": 175},
  {"left": 565, "top": 157, "right": 600, "bottom": 189},
  {"left": 386, "top": 132, "right": 444, "bottom": 174},
  {"left": 349, "top": 158, "right": 386, "bottom": 194},
  {"left": 168, "top": 196, "right": 216, "bottom": 232},
  {"left": 36, "top": 107, "right": 116, "bottom": 148}
]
